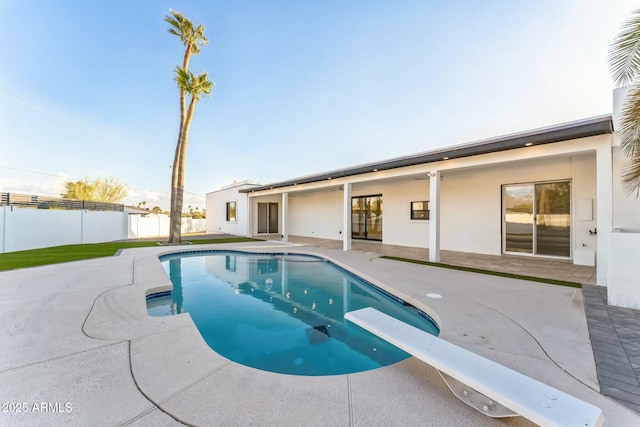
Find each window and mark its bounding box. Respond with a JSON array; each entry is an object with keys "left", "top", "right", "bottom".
[
  {"left": 226, "top": 201, "right": 236, "bottom": 222},
  {"left": 411, "top": 201, "right": 429, "bottom": 220}
]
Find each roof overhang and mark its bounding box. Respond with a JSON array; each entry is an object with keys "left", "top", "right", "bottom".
[{"left": 240, "top": 115, "right": 613, "bottom": 193}]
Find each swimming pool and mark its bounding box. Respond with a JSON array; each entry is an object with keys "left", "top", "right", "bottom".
[{"left": 147, "top": 251, "right": 439, "bottom": 376}]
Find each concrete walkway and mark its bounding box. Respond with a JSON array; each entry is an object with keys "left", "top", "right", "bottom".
[
  {"left": 583, "top": 285, "right": 640, "bottom": 413},
  {"left": 0, "top": 240, "right": 636, "bottom": 426}
]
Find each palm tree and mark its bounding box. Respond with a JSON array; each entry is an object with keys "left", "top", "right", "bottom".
[
  {"left": 165, "top": 10, "right": 208, "bottom": 242},
  {"left": 609, "top": 8, "right": 640, "bottom": 197},
  {"left": 171, "top": 69, "right": 214, "bottom": 236},
  {"left": 165, "top": 9, "right": 208, "bottom": 71}
]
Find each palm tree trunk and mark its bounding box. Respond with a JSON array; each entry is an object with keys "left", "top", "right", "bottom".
[
  {"left": 173, "top": 98, "right": 197, "bottom": 238},
  {"left": 168, "top": 88, "right": 187, "bottom": 243},
  {"left": 168, "top": 47, "right": 192, "bottom": 243},
  {"left": 182, "top": 46, "right": 191, "bottom": 72}
]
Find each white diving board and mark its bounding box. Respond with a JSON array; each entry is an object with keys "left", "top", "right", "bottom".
[{"left": 345, "top": 307, "right": 604, "bottom": 427}]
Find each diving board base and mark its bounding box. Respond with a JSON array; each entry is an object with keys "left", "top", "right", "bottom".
[
  {"left": 437, "top": 371, "right": 517, "bottom": 418},
  {"left": 344, "top": 307, "right": 604, "bottom": 427}
]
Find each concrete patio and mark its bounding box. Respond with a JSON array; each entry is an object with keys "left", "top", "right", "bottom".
[
  {"left": 283, "top": 235, "right": 597, "bottom": 285},
  {"left": 0, "top": 239, "right": 637, "bottom": 426}
]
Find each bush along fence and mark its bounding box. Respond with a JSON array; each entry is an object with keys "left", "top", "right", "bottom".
[{"left": 1, "top": 193, "right": 124, "bottom": 212}]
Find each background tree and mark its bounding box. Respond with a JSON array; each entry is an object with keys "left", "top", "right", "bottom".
[
  {"left": 192, "top": 207, "right": 203, "bottom": 219},
  {"left": 609, "top": 8, "right": 640, "bottom": 196},
  {"left": 165, "top": 9, "right": 208, "bottom": 243},
  {"left": 62, "top": 177, "right": 128, "bottom": 203}
]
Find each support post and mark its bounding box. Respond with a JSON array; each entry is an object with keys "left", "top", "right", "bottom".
[
  {"left": 596, "top": 143, "right": 612, "bottom": 286},
  {"left": 282, "top": 192, "right": 289, "bottom": 242},
  {"left": 343, "top": 183, "right": 352, "bottom": 251},
  {"left": 247, "top": 195, "right": 252, "bottom": 237},
  {"left": 429, "top": 171, "right": 441, "bottom": 262}
]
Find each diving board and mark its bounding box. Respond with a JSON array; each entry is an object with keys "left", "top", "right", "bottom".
[{"left": 345, "top": 307, "right": 604, "bottom": 427}]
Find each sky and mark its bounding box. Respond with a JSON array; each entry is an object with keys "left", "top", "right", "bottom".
[{"left": 0, "top": 0, "right": 637, "bottom": 211}]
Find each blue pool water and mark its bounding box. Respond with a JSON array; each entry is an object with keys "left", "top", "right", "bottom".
[{"left": 147, "top": 251, "right": 439, "bottom": 376}]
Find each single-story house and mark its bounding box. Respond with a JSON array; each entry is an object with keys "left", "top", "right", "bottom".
[{"left": 206, "top": 88, "right": 640, "bottom": 309}]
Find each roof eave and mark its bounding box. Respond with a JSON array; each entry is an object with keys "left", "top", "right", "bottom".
[{"left": 240, "top": 115, "right": 613, "bottom": 193}]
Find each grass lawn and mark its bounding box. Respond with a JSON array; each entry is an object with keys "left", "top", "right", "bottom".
[
  {"left": 0, "top": 237, "right": 261, "bottom": 271},
  {"left": 381, "top": 255, "right": 582, "bottom": 288}
]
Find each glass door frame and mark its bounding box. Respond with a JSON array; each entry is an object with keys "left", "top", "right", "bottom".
[
  {"left": 351, "top": 194, "right": 383, "bottom": 241},
  {"left": 501, "top": 180, "right": 572, "bottom": 259},
  {"left": 257, "top": 202, "right": 279, "bottom": 234}
]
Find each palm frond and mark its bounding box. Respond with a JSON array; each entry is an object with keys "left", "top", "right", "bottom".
[
  {"left": 184, "top": 72, "right": 215, "bottom": 102},
  {"left": 620, "top": 85, "right": 640, "bottom": 156},
  {"left": 194, "top": 24, "right": 208, "bottom": 47},
  {"left": 164, "top": 14, "right": 178, "bottom": 29},
  {"left": 174, "top": 66, "right": 193, "bottom": 90},
  {"left": 609, "top": 9, "right": 640, "bottom": 87},
  {"left": 165, "top": 9, "right": 206, "bottom": 51},
  {"left": 164, "top": 10, "right": 184, "bottom": 34},
  {"left": 621, "top": 154, "right": 640, "bottom": 197},
  {"left": 619, "top": 84, "right": 640, "bottom": 196},
  {"left": 165, "top": 10, "right": 194, "bottom": 44}
]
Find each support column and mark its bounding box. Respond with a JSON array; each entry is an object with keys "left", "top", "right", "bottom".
[
  {"left": 429, "top": 171, "right": 441, "bottom": 262},
  {"left": 246, "top": 195, "right": 253, "bottom": 237},
  {"left": 343, "top": 183, "right": 352, "bottom": 251},
  {"left": 282, "top": 192, "right": 289, "bottom": 242},
  {"left": 596, "top": 143, "right": 612, "bottom": 286}
]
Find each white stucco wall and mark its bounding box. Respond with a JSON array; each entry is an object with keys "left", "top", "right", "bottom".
[
  {"left": 608, "top": 231, "right": 640, "bottom": 309},
  {"left": 439, "top": 155, "right": 578, "bottom": 256},
  {"left": 612, "top": 146, "right": 640, "bottom": 232},
  {"left": 353, "top": 180, "right": 430, "bottom": 248},
  {"left": 607, "top": 140, "right": 640, "bottom": 305},
  {"left": 572, "top": 154, "right": 598, "bottom": 265},
  {"left": 289, "top": 190, "right": 343, "bottom": 240},
  {"left": 286, "top": 180, "right": 432, "bottom": 246},
  {"left": 206, "top": 184, "right": 255, "bottom": 236},
  {"left": 607, "top": 90, "right": 640, "bottom": 305}
]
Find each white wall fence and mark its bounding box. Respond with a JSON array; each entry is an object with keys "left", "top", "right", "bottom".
[
  {"left": 0, "top": 206, "right": 129, "bottom": 253},
  {"left": 0, "top": 207, "right": 208, "bottom": 253},
  {"left": 128, "top": 215, "right": 206, "bottom": 238}
]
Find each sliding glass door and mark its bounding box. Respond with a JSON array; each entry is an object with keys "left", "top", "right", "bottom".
[
  {"left": 257, "top": 202, "right": 278, "bottom": 234},
  {"left": 503, "top": 181, "right": 570, "bottom": 258},
  {"left": 535, "top": 181, "right": 571, "bottom": 256},
  {"left": 352, "top": 195, "right": 382, "bottom": 241},
  {"left": 504, "top": 184, "right": 534, "bottom": 253}
]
